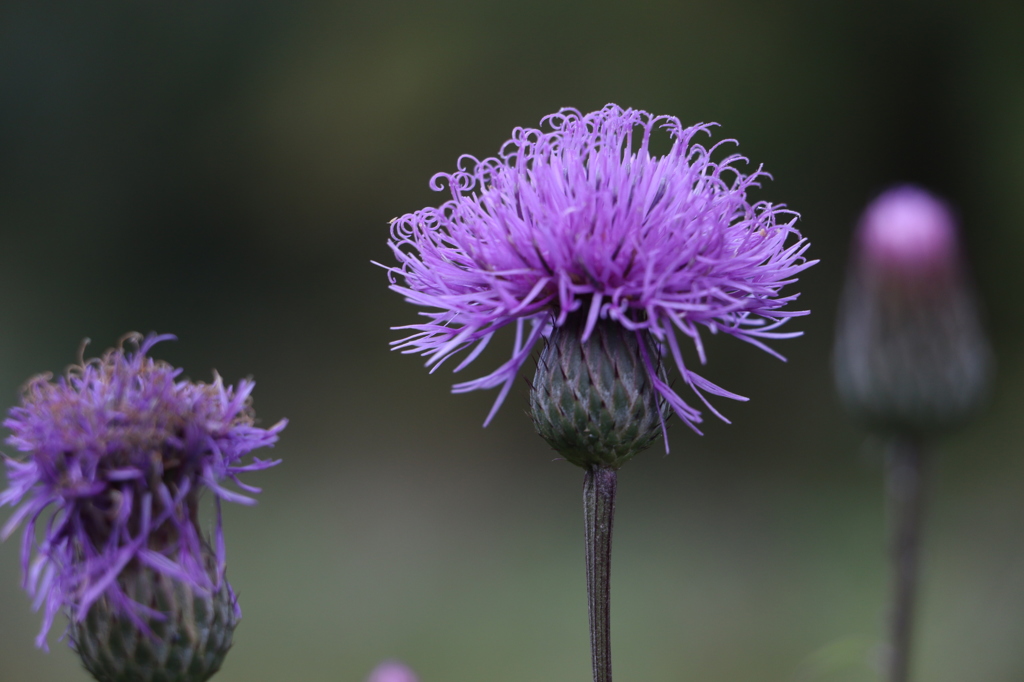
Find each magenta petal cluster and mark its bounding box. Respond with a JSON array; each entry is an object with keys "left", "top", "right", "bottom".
[
  {"left": 386, "top": 105, "right": 815, "bottom": 429},
  {"left": 0, "top": 333, "right": 286, "bottom": 647},
  {"left": 856, "top": 186, "right": 959, "bottom": 275}
]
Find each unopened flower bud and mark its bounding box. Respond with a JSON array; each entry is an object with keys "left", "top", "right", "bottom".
[
  {"left": 530, "top": 312, "right": 661, "bottom": 469},
  {"left": 367, "top": 661, "right": 420, "bottom": 682},
  {"left": 833, "top": 186, "right": 992, "bottom": 433}
]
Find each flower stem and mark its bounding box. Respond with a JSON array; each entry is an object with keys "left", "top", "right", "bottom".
[
  {"left": 583, "top": 465, "right": 617, "bottom": 682},
  {"left": 885, "top": 436, "right": 927, "bottom": 682}
]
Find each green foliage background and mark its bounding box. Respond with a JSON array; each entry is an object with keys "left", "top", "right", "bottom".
[{"left": 1, "top": 1, "right": 1023, "bottom": 680}]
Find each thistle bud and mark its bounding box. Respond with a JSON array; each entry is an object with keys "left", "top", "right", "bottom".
[
  {"left": 367, "top": 661, "right": 420, "bottom": 682},
  {"left": 833, "top": 186, "right": 992, "bottom": 433},
  {"left": 530, "top": 312, "right": 661, "bottom": 469}
]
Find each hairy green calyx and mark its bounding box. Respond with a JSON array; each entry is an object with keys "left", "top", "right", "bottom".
[
  {"left": 530, "top": 312, "right": 661, "bottom": 469},
  {"left": 71, "top": 561, "right": 238, "bottom": 682}
]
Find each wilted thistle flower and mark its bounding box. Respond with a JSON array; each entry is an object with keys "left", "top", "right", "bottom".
[
  {"left": 834, "top": 186, "right": 991, "bottom": 433},
  {"left": 0, "top": 333, "right": 286, "bottom": 682},
  {"left": 386, "top": 105, "right": 814, "bottom": 463}
]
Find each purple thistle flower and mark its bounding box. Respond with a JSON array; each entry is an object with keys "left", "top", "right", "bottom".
[
  {"left": 0, "top": 333, "right": 286, "bottom": 650},
  {"left": 385, "top": 104, "right": 815, "bottom": 432}
]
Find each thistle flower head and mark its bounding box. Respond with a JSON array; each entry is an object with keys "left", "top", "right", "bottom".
[
  {"left": 0, "top": 333, "right": 286, "bottom": 653},
  {"left": 834, "top": 186, "right": 992, "bottom": 432},
  {"left": 387, "top": 105, "right": 815, "bottom": 432}
]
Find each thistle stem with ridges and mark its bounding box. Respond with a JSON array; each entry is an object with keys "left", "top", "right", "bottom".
[
  {"left": 584, "top": 465, "right": 617, "bottom": 682},
  {"left": 885, "top": 436, "right": 926, "bottom": 682}
]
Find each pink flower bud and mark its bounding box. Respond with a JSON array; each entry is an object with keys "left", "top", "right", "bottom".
[
  {"left": 367, "top": 661, "right": 420, "bottom": 682},
  {"left": 833, "top": 186, "right": 992, "bottom": 432}
]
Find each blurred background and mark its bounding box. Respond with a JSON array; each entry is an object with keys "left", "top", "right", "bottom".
[{"left": 1, "top": 0, "right": 1022, "bottom": 680}]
